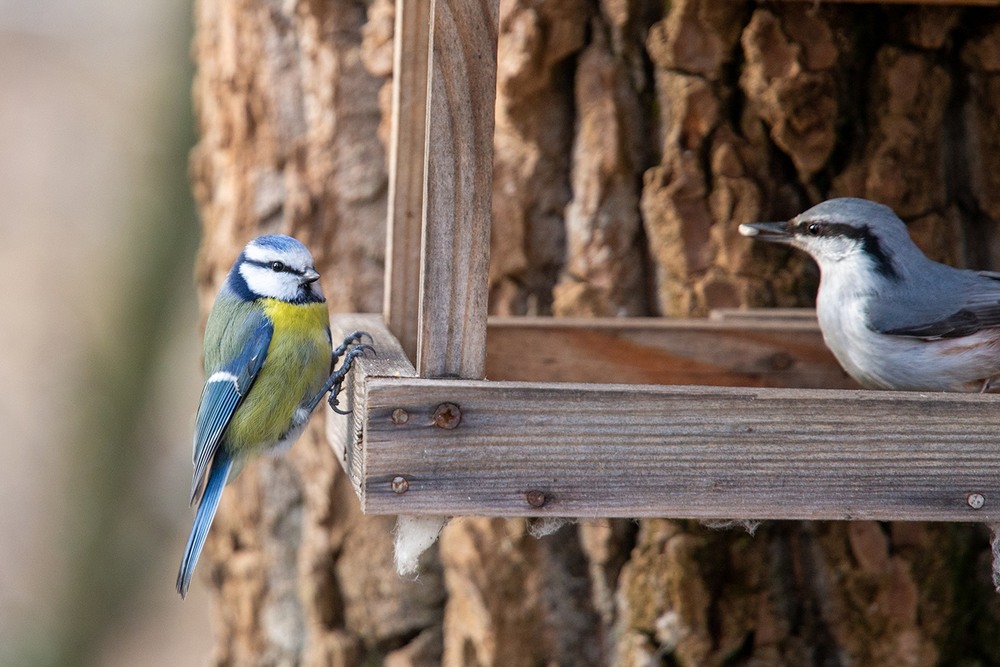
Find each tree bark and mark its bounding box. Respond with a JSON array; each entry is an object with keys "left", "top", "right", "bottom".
[{"left": 191, "top": 0, "right": 1000, "bottom": 664}]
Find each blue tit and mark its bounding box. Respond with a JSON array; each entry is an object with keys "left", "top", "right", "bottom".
[{"left": 177, "top": 234, "right": 368, "bottom": 598}]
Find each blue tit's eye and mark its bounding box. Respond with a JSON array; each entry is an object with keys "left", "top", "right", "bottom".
[{"left": 270, "top": 261, "right": 286, "bottom": 272}]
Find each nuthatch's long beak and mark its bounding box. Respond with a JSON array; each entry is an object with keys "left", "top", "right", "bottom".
[
  {"left": 300, "top": 268, "right": 321, "bottom": 285},
  {"left": 738, "top": 221, "right": 793, "bottom": 244}
]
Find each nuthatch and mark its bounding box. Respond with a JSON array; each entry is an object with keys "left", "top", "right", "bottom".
[{"left": 741, "top": 198, "right": 1000, "bottom": 392}]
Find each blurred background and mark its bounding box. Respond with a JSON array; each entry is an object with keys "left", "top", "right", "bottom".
[{"left": 0, "top": 1, "right": 214, "bottom": 664}]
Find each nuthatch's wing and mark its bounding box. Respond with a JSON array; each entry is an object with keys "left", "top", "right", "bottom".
[
  {"left": 190, "top": 312, "right": 273, "bottom": 504},
  {"left": 873, "top": 271, "right": 1000, "bottom": 339}
]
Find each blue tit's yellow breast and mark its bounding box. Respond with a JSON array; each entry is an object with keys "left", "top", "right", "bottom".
[{"left": 225, "top": 299, "right": 330, "bottom": 454}]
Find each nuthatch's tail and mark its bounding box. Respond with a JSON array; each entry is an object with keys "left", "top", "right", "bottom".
[{"left": 176, "top": 449, "right": 232, "bottom": 599}]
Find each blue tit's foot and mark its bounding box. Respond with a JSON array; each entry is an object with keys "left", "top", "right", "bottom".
[
  {"left": 332, "top": 330, "right": 373, "bottom": 363},
  {"left": 327, "top": 343, "right": 376, "bottom": 414},
  {"left": 304, "top": 343, "right": 376, "bottom": 414}
]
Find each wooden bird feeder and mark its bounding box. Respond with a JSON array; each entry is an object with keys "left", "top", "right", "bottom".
[{"left": 325, "top": 0, "right": 1000, "bottom": 522}]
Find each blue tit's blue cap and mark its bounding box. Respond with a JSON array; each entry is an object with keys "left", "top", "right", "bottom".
[{"left": 248, "top": 234, "right": 310, "bottom": 254}]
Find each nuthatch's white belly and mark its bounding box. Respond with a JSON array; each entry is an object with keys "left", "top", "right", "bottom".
[{"left": 818, "top": 298, "right": 1000, "bottom": 392}]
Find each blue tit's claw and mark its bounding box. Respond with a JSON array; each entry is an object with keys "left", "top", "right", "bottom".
[
  {"left": 329, "top": 395, "right": 351, "bottom": 415},
  {"left": 332, "top": 330, "right": 373, "bottom": 362},
  {"left": 326, "top": 343, "right": 376, "bottom": 414}
]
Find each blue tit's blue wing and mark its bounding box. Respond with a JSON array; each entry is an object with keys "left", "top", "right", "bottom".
[{"left": 190, "top": 312, "right": 272, "bottom": 504}]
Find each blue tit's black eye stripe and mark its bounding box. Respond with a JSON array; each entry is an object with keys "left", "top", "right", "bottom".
[{"left": 246, "top": 259, "right": 300, "bottom": 275}]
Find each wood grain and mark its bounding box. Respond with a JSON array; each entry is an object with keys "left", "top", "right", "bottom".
[
  {"left": 485, "top": 314, "right": 856, "bottom": 388},
  {"left": 329, "top": 313, "right": 996, "bottom": 522},
  {"left": 326, "top": 313, "right": 416, "bottom": 499},
  {"left": 708, "top": 308, "right": 818, "bottom": 323},
  {"left": 416, "top": 0, "right": 500, "bottom": 379},
  {"left": 356, "top": 377, "right": 1000, "bottom": 521},
  {"left": 383, "top": 0, "right": 432, "bottom": 364}
]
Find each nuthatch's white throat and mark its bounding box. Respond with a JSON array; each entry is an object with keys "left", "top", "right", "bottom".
[{"left": 740, "top": 198, "right": 1000, "bottom": 392}]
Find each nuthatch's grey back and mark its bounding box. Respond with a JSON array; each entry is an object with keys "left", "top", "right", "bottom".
[{"left": 741, "top": 198, "right": 1000, "bottom": 392}]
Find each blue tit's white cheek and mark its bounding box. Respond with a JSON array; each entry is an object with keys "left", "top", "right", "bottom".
[{"left": 239, "top": 263, "right": 300, "bottom": 301}]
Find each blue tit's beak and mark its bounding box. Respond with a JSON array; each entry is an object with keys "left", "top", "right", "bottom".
[
  {"left": 739, "top": 221, "right": 793, "bottom": 244},
  {"left": 300, "top": 268, "right": 321, "bottom": 285}
]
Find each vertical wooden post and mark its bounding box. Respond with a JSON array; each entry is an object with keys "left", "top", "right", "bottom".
[
  {"left": 416, "top": 0, "right": 499, "bottom": 379},
  {"left": 383, "top": 0, "right": 432, "bottom": 364}
]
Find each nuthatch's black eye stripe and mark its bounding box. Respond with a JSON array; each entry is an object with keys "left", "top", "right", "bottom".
[
  {"left": 796, "top": 219, "right": 899, "bottom": 279},
  {"left": 796, "top": 219, "right": 839, "bottom": 237}
]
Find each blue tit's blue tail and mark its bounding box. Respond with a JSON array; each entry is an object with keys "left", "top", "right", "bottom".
[{"left": 177, "top": 448, "right": 233, "bottom": 599}]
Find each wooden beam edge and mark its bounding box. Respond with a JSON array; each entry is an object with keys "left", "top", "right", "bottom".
[
  {"left": 485, "top": 311, "right": 854, "bottom": 388},
  {"left": 326, "top": 314, "right": 417, "bottom": 505},
  {"left": 415, "top": 0, "right": 499, "bottom": 379},
  {"left": 354, "top": 376, "right": 1000, "bottom": 521},
  {"left": 383, "top": 0, "right": 432, "bottom": 363}
]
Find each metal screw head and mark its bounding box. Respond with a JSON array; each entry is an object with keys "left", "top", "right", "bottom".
[
  {"left": 433, "top": 403, "right": 462, "bottom": 429},
  {"left": 392, "top": 476, "right": 409, "bottom": 494},
  {"left": 526, "top": 490, "right": 547, "bottom": 508},
  {"left": 391, "top": 408, "right": 409, "bottom": 425},
  {"left": 968, "top": 493, "right": 986, "bottom": 510}
]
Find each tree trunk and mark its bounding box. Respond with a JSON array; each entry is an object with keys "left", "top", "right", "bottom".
[{"left": 191, "top": 0, "right": 1000, "bottom": 664}]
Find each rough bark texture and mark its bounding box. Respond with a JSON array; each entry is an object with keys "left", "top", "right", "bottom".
[{"left": 191, "top": 0, "right": 1000, "bottom": 665}]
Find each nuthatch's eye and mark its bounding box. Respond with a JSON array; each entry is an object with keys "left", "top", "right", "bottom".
[
  {"left": 806, "top": 223, "right": 822, "bottom": 236},
  {"left": 270, "top": 261, "right": 286, "bottom": 272}
]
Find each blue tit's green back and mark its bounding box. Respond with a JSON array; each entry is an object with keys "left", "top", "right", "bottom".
[{"left": 204, "top": 291, "right": 330, "bottom": 458}]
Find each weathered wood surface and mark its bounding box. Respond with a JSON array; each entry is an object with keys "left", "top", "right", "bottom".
[
  {"left": 485, "top": 314, "right": 856, "bottom": 388},
  {"left": 416, "top": 0, "right": 499, "bottom": 378},
  {"left": 330, "top": 314, "right": 1000, "bottom": 522},
  {"left": 708, "top": 308, "right": 818, "bottom": 323},
  {"left": 327, "top": 313, "right": 416, "bottom": 501},
  {"left": 357, "top": 377, "right": 1000, "bottom": 521},
  {"left": 383, "top": 0, "right": 431, "bottom": 364}
]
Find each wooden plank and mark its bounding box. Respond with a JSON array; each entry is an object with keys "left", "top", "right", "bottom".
[
  {"left": 485, "top": 314, "right": 856, "bottom": 388},
  {"left": 708, "top": 308, "right": 817, "bottom": 324},
  {"left": 383, "top": 0, "right": 432, "bottom": 364},
  {"left": 326, "top": 314, "right": 417, "bottom": 499},
  {"left": 354, "top": 377, "right": 1000, "bottom": 521},
  {"left": 416, "top": 0, "right": 499, "bottom": 379}
]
